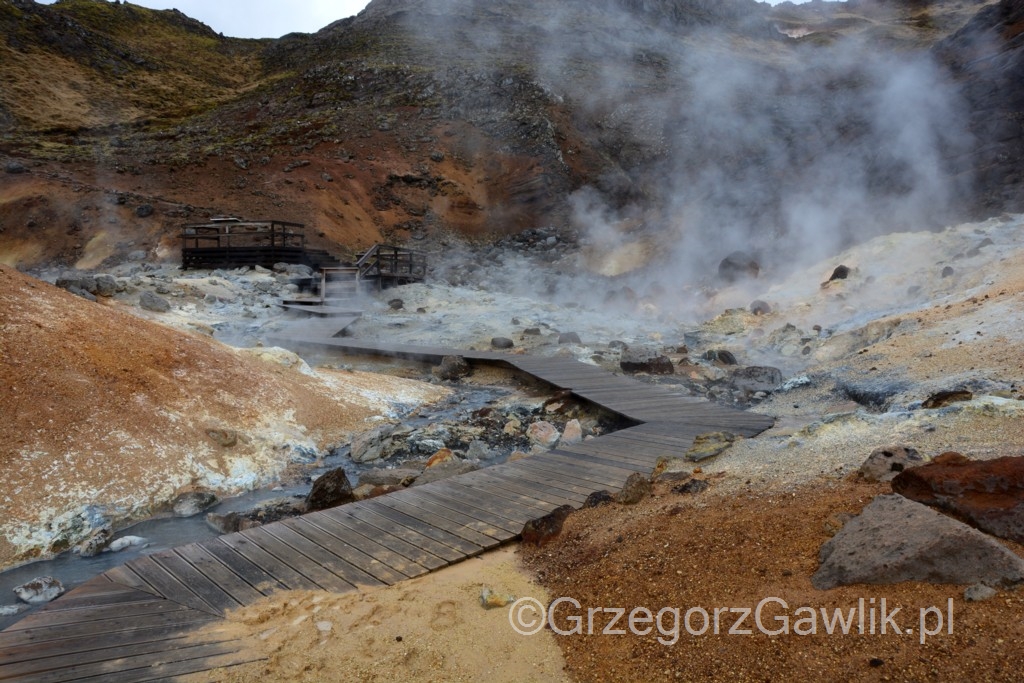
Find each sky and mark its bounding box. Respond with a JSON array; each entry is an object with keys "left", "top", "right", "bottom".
[{"left": 35, "top": 0, "right": 809, "bottom": 40}]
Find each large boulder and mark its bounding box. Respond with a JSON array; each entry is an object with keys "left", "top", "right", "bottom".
[
  {"left": 892, "top": 452, "right": 1024, "bottom": 543},
  {"left": 527, "top": 421, "right": 560, "bottom": 449},
  {"left": 305, "top": 467, "right": 355, "bottom": 512},
  {"left": 812, "top": 494, "right": 1024, "bottom": 590},
  {"left": 139, "top": 290, "right": 171, "bottom": 313},
  {"left": 433, "top": 355, "right": 471, "bottom": 381}
]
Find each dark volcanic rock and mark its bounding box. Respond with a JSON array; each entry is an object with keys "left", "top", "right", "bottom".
[
  {"left": 305, "top": 467, "right": 354, "bottom": 511},
  {"left": 673, "top": 479, "right": 710, "bottom": 495},
  {"left": 922, "top": 390, "right": 973, "bottom": 409},
  {"left": 730, "top": 366, "right": 783, "bottom": 393},
  {"left": 859, "top": 445, "right": 922, "bottom": 483},
  {"left": 557, "top": 331, "right": 582, "bottom": 344},
  {"left": 433, "top": 355, "right": 471, "bottom": 380},
  {"left": 892, "top": 452, "right": 1024, "bottom": 543},
  {"left": 139, "top": 290, "right": 171, "bottom": 313},
  {"left": 491, "top": 336, "right": 514, "bottom": 349},
  {"left": 718, "top": 251, "right": 760, "bottom": 283},
  {"left": 749, "top": 299, "right": 771, "bottom": 316},
  {"left": 620, "top": 347, "right": 674, "bottom": 374},
  {"left": 521, "top": 504, "right": 574, "bottom": 547},
  {"left": 812, "top": 494, "right": 1024, "bottom": 590},
  {"left": 703, "top": 349, "right": 737, "bottom": 365},
  {"left": 583, "top": 490, "right": 615, "bottom": 508},
  {"left": 828, "top": 265, "right": 851, "bottom": 281},
  {"left": 615, "top": 472, "right": 651, "bottom": 504}
]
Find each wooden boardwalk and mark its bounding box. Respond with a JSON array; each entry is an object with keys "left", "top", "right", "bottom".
[{"left": 0, "top": 332, "right": 773, "bottom": 682}]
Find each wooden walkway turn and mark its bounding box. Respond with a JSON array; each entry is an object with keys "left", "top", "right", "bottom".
[{"left": 0, "top": 332, "right": 773, "bottom": 682}]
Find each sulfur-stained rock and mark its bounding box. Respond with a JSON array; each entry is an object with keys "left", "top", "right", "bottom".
[
  {"left": 892, "top": 453, "right": 1024, "bottom": 543},
  {"left": 685, "top": 432, "right": 738, "bottom": 463}
]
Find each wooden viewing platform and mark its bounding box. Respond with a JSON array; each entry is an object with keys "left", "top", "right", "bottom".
[{"left": 0, "top": 329, "right": 774, "bottom": 681}]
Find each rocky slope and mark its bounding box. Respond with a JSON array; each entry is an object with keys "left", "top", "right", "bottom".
[{"left": 1, "top": 0, "right": 1023, "bottom": 274}]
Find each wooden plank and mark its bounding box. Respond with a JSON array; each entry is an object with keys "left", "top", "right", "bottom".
[
  {"left": 268, "top": 516, "right": 408, "bottom": 585},
  {"left": 295, "top": 512, "right": 435, "bottom": 578},
  {"left": 502, "top": 460, "right": 610, "bottom": 497},
  {"left": 374, "top": 491, "right": 509, "bottom": 544},
  {"left": 214, "top": 533, "right": 324, "bottom": 592},
  {"left": 542, "top": 447, "right": 653, "bottom": 475},
  {"left": 173, "top": 544, "right": 267, "bottom": 607},
  {"left": 252, "top": 523, "right": 373, "bottom": 590},
  {"left": 200, "top": 540, "right": 290, "bottom": 596},
  {"left": 18, "top": 638, "right": 255, "bottom": 683},
  {"left": 103, "top": 565, "right": 160, "bottom": 596},
  {"left": 569, "top": 437, "right": 675, "bottom": 465},
  {"left": 522, "top": 454, "right": 634, "bottom": 489},
  {"left": 356, "top": 499, "right": 488, "bottom": 557},
  {"left": 0, "top": 598, "right": 188, "bottom": 635},
  {"left": 123, "top": 556, "right": 221, "bottom": 616},
  {"left": 343, "top": 503, "right": 468, "bottom": 563},
  {"left": 0, "top": 606, "right": 217, "bottom": 651},
  {"left": 147, "top": 551, "right": 242, "bottom": 614},
  {"left": 27, "top": 585, "right": 156, "bottom": 614},
  {"left": 438, "top": 474, "right": 556, "bottom": 518},
  {"left": 467, "top": 467, "right": 587, "bottom": 508},
  {"left": 402, "top": 483, "right": 527, "bottom": 534}
]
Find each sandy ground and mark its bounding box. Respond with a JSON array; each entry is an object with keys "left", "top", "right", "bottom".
[{"left": 186, "top": 546, "right": 569, "bottom": 683}]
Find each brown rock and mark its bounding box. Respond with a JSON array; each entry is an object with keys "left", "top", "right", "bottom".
[
  {"left": 425, "top": 448, "right": 456, "bottom": 468},
  {"left": 305, "top": 467, "right": 354, "bottom": 512},
  {"left": 526, "top": 421, "right": 560, "bottom": 449},
  {"left": 521, "top": 505, "right": 574, "bottom": 547},
  {"left": 922, "top": 390, "right": 973, "bottom": 409},
  {"left": 892, "top": 454, "right": 1024, "bottom": 543},
  {"left": 615, "top": 472, "right": 651, "bottom": 504}
]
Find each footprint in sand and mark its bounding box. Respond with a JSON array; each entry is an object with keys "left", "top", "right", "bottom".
[{"left": 429, "top": 600, "right": 459, "bottom": 630}]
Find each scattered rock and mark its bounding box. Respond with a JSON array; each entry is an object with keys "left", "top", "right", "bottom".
[
  {"left": 608, "top": 340, "right": 628, "bottom": 351},
  {"left": 584, "top": 490, "right": 615, "bottom": 508},
  {"left": 206, "top": 512, "right": 259, "bottom": 534},
  {"left": 305, "top": 467, "right": 355, "bottom": 512},
  {"left": 673, "top": 479, "right": 710, "bottom": 495},
  {"left": 858, "top": 446, "right": 922, "bottom": 483},
  {"left": 921, "top": 390, "right": 973, "bottom": 409},
  {"left": 491, "top": 336, "right": 515, "bottom": 349},
  {"left": 0, "top": 604, "right": 29, "bottom": 617},
  {"left": 559, "top": 419, "right": 583, "bottom": 446},
  {"left": 135, "top": 204, "right": 154, "bottom": 218},
  {"left": 891, "top": 453, "right": 1024, "bottom": 543},
  {"left": 388, "top": 298, "right": 404, "bottom": 310},
  {"left": 76, "top": 528, "right": 111, "bottom": 557},
  {"left": 466, "top": 440, "right": 493, "bottom": 460},
  {"left": 433, "top": 355, "right": 471, "bottom": 381},
  {"left": 749, "top": 300, "right": 771, "bottom": 315},
  {"left": 703, "top": 349, "right": 737, "bottom": 365},
  {"left": 526, "top": 421, "right": 560, "bottom": 449},
  {"left": 4, "top": 161, "right": 26, "bottom": 174},
  {"left": 94, "top": 274, "right": 118, "bottom": 297},
  {"left": 615, "top": 473, "right": 651, "bottom": 505},
  {"left": 941, "top": 266, "right": 955, "bottom": 278},
  {"left": 718, "top": 251, "right": 760, "bottom": 282},
  {"left": 620, "top": 347, "right": 674, "bottom": 374},
  {"left": 685, "top": 432, "right": 738, "bottom": 462},
  {"left": 523, "top": 327, "right": 541, "bottom": 336},
  {"left": 107, "top": 536, "right": 148, "bottom": 552},
  {"left": 811, "top": 494, "right": 1024, "bottom": 590},
  {"left": 172, "top": 491, "right": 218, "bottom": 517},
  {"left": 964, "top": 583, "right": 997, "bottom": 602},
  {"left": 557, "top": 331, "right": 582, "bottom": 344},
  {"left": 139, "top": 290, "right": 171, "bottom": 313},
  {"left": 730, "top": 366, "right": 783, "bottom": 393},
  {"left": 503, "top": 418, "right": 522, "bottom": 436},
  {"left": 828, "top": 265, "right": 851, "bottom": 281},
  {"left": 350, "top": 424, "right": 397, "bottom": 463},
  {"left": 14, "top": 577, "right": 65, "bottom": 604},
  {"left": 358, "top": 467, "right": 421, "bottom": 488},
  {"left": 480, "top": 587, "right": 516, "bottom": 609},
  {"left": 425, "top": 448, "right": 457, "bottom": 468},
  {"left": 521, "top": 505, "right": 574, "bottom": 547}
]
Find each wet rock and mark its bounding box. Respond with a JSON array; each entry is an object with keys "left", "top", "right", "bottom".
[
  {"left": 685, "top": 432, "right": 738, "bottom": 462},
  {"left": 388, "top": 298, "right": 404, "bottom": 310},
  {"left": 0, "top": 604, "right": 29, "bottom": 617},
  {"left": 858, "top": 446, "right": 922, "bottom": 483},
  {"left": 811, "top": 494, "right": 1024, "bottom": 590},
  {"left": 921, "top": 390, "right": 973, "bottom": 409},
  {"left": 615, "top": 473, "right": 651, "bottom": 504},
  {"left": 206, "top": 511, "right": 260, "bottom": 534},
  {"left": 521, "top": 505, "right": 574, "bottom": 547},
  {"left": 584, "top": 490, "right": 615, "bottom": 508},
  {"left": 620, "top": 347, "right": 674, "bottom": 374},
  {"left": 703, "top": 349, "right": 737, "bottom": 365},
  {"left": 306, "top": 468, "right": 354, "bottom": 512},
  {"left": 891, "top": 453, "right": 1024, "bottom": 543},
  {"left": 135, "top": 204, "right": 154, "bottom": 218},
  {"left": 558, "top": 331, "right": 582, "bottom": 344},
  {"left": 673, "top": 479, "right": 710, "bottom": 495},
  {"left": 350, "top": 424, "right": 397, "bottom": 463},
  {"left": 76, "top": 528, "right": 111, "bottom": 557},
  {"left": 527, "top": 421, "right": 560, "bottom": 449},
  {"left": 107, "top": 536, "right": 148, "bottom": 552},
  {"left": 413, "top": 459, "right": 479, "bottom": 486},
  {"left": 491, "top": 336, "right": 515, "bottom": 349},
  {"left": 139, "top": 290, "right": 171, "bottom": 313},
  {"left": 749, "top": 300, "right": 771, "bottom": 316},
  {"left": 14, "top": 577, "right": 65, "bottom": 604},
  {"left": 964, "top": 583, "right": 997, "bottom": 602},
  {"left": 172, "top": 491, "right": 219, "bottom": 517},
  {"left": 718, "top": 251, "right": 760, "bottom": 283},
  {"left": 426, "top": 447, "right": 457, "bottom": 468},
  {"left": 730, "top": 366, "right": 782, "bottom": 394},
  {"left": 828, "top": 265, "right": 851, "bottom": 281},
  {"left": 359, "top": 467, "right": 420, "bottom": 487},
  {"left": 433, "top": 355, "right": 471, "bottom": 381}
]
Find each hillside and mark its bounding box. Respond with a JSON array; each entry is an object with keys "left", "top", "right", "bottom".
[{"left": 0, "top": 0, "right": 1022, "bottom": 273}]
